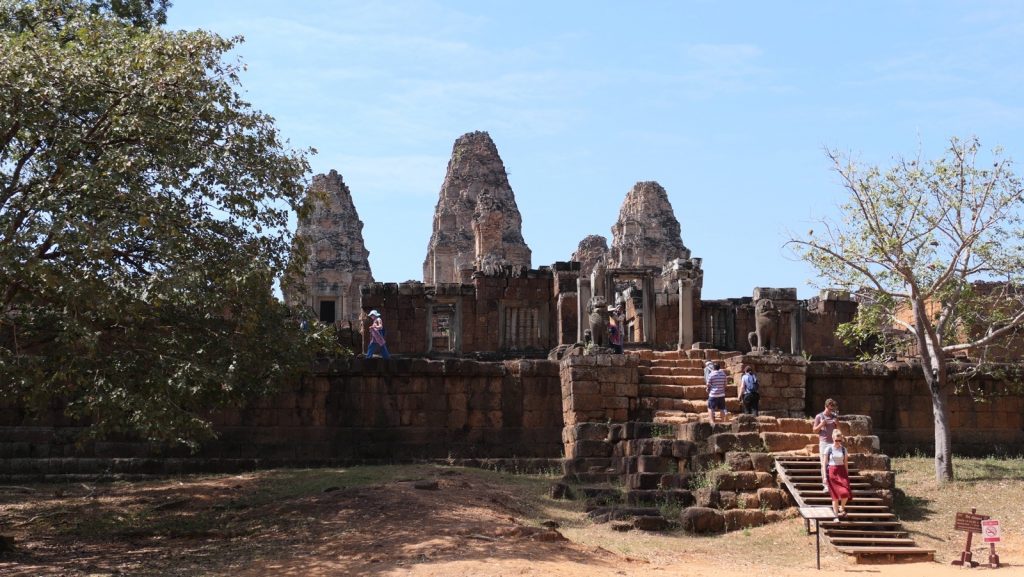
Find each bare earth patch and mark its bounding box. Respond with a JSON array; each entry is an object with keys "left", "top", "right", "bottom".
[{"left": 0, "top": 460, "right": 1021, "bottom": 576}]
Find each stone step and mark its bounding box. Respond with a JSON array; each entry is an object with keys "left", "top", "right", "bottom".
[
  {"left": 639, "top": 383, "right": 739, "bottom": 400},
  {"left": 639, "top": 374, "right": 714, "bottom": 386},
  {"left": 648, "top": 358, "right": 707, "bottom": 368},
  {"left": 646, "top": 366, "right": 706, "bottom": 377},
  {"left": 643, "top": 398, "right": 743, "bottom": 414}
]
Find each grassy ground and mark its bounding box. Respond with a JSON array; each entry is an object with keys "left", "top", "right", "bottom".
[
  {"left": 559, "top": 455, "right": 1024, "bottom": 568},
  {"left": 1, "top": 455, "right": 1022, "bottom": 575},
  {"left": 894, "top": 454, "right": 1024, "bottom": 562}
]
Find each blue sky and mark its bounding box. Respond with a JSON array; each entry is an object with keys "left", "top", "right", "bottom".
[{"left": 167, "top": 1, "right": 1024, "bottom": 299}]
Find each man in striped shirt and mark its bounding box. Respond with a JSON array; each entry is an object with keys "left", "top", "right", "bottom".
[{"left": 706, "top": 362, "right": 729, "bottom": 423}]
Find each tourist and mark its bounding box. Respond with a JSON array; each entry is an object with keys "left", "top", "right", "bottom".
[
  {"left": 812, "top": 398, "right": 839, "bottom": 480},
  {"left": 608, "top": 303, "right": 624, "bottom": 354},
  {"left": 705, "top": 362, "right": 729, "bottom": 423},
  {"left": 738, "top": 365, "right": 760, "bottom": 416},
  {"left": 824, "top": 429, "right": 853, "bottom": 521},
  {"left": 703, "top": 360, "right": 715, "bottom": 384},
  {"left": 366, "top": 309, "right": 390, "bottom": 359}
]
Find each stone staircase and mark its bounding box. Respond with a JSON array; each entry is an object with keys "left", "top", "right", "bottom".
[
  {"left": 560, "top": 351, "right": 920, "bottom": 556},
  {"left": 636, "top": 350, "right": 742, "bottom": 423},
  {"left": 775, "top": 455, "right": 935, "bottom": 563}
]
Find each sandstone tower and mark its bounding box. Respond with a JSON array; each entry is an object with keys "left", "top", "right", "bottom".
[
  {"left": 571, "top": 234, "right": 609, "bottom": 280},
  {"left": 423, "top": 131, "right": 531, "bottom": 284},
  {"left": 609, "top": 181, "right": 690, "bottom": 270},
  {"left": 286, "top": 170, "right": 373, "bottom": 323}
]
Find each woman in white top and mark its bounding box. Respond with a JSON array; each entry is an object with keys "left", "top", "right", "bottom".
[{"left": 823, "top": 429, "right": 853, "bottom": 521}]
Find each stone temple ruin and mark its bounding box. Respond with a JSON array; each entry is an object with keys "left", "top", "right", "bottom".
[
  {"left": 4, "top": 130, "right": 1023, "bottom": 562},
  {"left": 285, "top": 130, "right": 855, "bottom": 360},
  {"left": 286, "top": 170, "right": 373, "bottom": 326}
]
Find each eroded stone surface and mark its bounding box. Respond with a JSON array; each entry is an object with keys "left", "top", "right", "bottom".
[
  {"left": 423, "top": 131, "right": 531, "bottom": 284},
  {"left": 286, "top": 170, "right": 373, "bottom": 323},
  {"left": 571, "top": 234, "right": 609, "bottom": 280},
  {"left": 609, "top": 181, "right": 690, "bottom": 270}
]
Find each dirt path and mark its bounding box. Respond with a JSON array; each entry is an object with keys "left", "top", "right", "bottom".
[{"left": 1, "top": 468, "right": 1020, "bottom": 576}]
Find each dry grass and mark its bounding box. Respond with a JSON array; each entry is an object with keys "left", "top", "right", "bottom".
[
  {"left": 562, "top": 455, "right": 1024, "bottom": 570},
  {"left": 1, "top": 456, "right": 1022, "bottom": 576},
  {"left": 893, "top": 454, "right": 1024, "bottom": 563}
]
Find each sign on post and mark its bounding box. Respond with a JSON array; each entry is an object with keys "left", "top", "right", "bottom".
[
  {"left": 953, "top": 510, "right": 1001, "bottom": 569},
  {"left": 982, "top": 520, "right": 1001, "bottom": 543},
  {"left": 954, "top": 511, "right": 988, "bottom": 533},
  {"left": 952, "top": 509, "right": 989, "bottom": 567}
]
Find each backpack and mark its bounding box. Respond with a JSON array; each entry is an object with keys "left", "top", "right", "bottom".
[{"left": 745, "top": 374, "right": 759, "bottom": 393}]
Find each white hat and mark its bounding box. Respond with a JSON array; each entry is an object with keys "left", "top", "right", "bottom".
[{"left": 369, "top": 310, "right": 380, "bottom": 317}]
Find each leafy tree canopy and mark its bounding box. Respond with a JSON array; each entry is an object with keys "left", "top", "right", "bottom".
[
  {"left": 0, "top": 0, "right": 335, "bottom": 447},
  {"left": 789, "top": 137, "right": 1024, "bottom": 481}
]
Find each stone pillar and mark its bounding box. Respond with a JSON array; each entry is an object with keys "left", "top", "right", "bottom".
[
  {"left": 577, "top": 277, "right": 591, "bottom": 343},
  {"left": 679, "top": 279, "right": 694, "bottom": 350},
  {"left": 664, "top": 258, "right": 703, "bottom": 350},
  {"left": 790, "top": 301, "right": 803, "bottom": 356},
  {"left": 642, "top": 275, "right": 656, "bottom": 343}
]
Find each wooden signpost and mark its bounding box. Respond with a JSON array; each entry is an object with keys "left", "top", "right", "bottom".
[{"left": 952, "top": 509, "right": 1000, "bottom": 568}]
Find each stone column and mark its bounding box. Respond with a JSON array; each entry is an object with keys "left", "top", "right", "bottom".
[
  {"left": 679, "top": 279, "right": 694, "bottom": 350},
  {"left": 664, "top": 258, "right": 702, "bottom": 350},
  {"left": 577, "top": 277, "right": 591, "bottom": 343},
  {"left": 790, "top": 302, "right": 803, "bottom": 356},
  {"left": 642, "top": 275, "right": 656, "bottom": 343}
]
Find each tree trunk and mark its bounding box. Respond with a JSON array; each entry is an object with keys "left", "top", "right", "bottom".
[{"left": 927, "top": 374, "right": 955, "bottom": 482}]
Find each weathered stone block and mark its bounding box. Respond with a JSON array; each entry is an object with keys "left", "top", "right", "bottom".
[
  {"left": 708, "top": 432, "right": 764, "bottom": 453},
  {"left": 750, "top": 452, "right": 774, "bottom": 473},
  {"left": 637, "top": 456, "right": 675, "bottom": 474},
  {"left": 718, "top": 490, "right": 738, "bottom": 510},
  {"left": 725, "top": 451, "right": 753, "bottom": 471},
  {"left": 756, "top": 487, "right": 786, "bottom": 510},
  {"left": 775, "top": 418, "right": 811, "bottom": 433},
  {"left": 574, "top": 422, "right": 610, "bottom": 442},
  {"left": 626, "top": 473, "right": 663, "bottom": 490},
  {"left": 693, "top": 487, "right": 720, "bottom": 508},
  {"left": 724, "top": 508, "right": 766, "bottom": 530},
  {"left": 860, "top": 470, "right": 895, "bottom": 489},
  {"left": 566, "top": 440, "right": 611, "bottom": 459},
  {"left": 838, "top": 414, "right": 870, "bottom": 432},
  {"left": 761, "top": 432, "right": 817, "bottom": 452},
  {"left": 850, "top": 453, "right": 890, "bottom": 471},
  {"left": 659, "top": 473, "right": 693, "bottom": 490},
  {"left": 679, "top": 506, "right": 725, "bottom": 534}
]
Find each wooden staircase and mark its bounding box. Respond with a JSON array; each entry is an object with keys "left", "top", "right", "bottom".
[{"left": 775, "top": 455, "right": 934, "bottom": 563}]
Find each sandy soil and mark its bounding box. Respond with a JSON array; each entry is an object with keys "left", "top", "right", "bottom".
[{"left": 1, "top": 469, "right": 1020, "bottom": 577}]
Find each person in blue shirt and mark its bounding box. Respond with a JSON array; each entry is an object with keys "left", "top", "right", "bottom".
[{"left": 739, "top": 365, "right": 760, "bottom": 416}]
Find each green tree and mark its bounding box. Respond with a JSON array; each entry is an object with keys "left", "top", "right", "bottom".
[
  {"left": 0, "top": 0, "right": 335, "bottom": 447},
  {"left": 788, "top": 137, "right": 1024, "bottom": 483}
]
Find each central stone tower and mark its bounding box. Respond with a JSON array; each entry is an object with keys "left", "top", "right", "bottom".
[{"left": 423, "top": 131, "right": 531, "bottom": 284}]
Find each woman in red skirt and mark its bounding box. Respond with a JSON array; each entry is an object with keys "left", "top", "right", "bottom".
[{"left": 823, "top": 429, "right": 853, "bottom": 521}]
